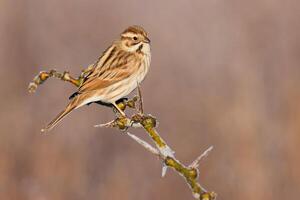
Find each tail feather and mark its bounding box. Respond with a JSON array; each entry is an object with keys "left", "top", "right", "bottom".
[{"left": 41, "top": 100, "right": 78, "bottom": 133}]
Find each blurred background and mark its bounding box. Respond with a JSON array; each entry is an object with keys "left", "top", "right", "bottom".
[{"left": 0, "top": 0, "right": 300, "bottom": 199}]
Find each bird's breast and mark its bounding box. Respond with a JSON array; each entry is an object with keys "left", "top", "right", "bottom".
[{"left": 136, "top": 53, "right": 151, "bottom": 84}]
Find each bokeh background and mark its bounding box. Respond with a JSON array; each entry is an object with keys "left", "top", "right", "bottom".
[{"left": 1, "top": 0, "right": 300, "bottom": 199}]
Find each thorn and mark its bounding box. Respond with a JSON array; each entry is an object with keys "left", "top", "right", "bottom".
[
  {"left": 126, "top": 132, "right": 160, "bottom": 155},
  {"left": 94, "top": 120, "right": 115, "bottom": 128},
  {"left": 94, "top": 124, "right": 106, "bottom": 128},
  {"left": 161, "top": 163, "right": 168, "bottom": 177},
  {"left": 189, "top": 146, "right": 214, "bottom": 168}
]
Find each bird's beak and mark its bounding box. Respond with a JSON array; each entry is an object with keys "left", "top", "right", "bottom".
[{"left": 144, "top": 36, "right": 151, "bottom": 43}]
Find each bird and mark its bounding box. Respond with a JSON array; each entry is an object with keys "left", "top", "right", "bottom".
[{"left": 41, "top": 25, "right": 151, "bottom": 132}]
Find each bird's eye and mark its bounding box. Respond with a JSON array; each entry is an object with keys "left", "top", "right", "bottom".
[{"left": 133, "top": 36, "right": 138, "bottom": 41}]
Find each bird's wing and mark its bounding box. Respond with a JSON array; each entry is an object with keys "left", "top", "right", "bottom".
[{"left": 78, "top": 51, "right": 140, "bottom": 94}]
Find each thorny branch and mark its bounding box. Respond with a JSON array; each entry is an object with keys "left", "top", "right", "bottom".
[
  {"left": 95, "top": 110, "right": 216, "bottom": 200},
  {"left": 28, "top": 69, "right": 217, "bottom": 200}
]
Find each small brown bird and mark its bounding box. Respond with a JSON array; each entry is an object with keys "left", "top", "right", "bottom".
[{"left": 41, "top": 25, "right": 151, "bottom": 132}]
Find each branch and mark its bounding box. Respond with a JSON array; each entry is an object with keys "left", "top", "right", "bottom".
[
  {"left": 28, "top": 65, "right": 94, "bottom": 93},
  {"left": 28, "top": 69, "right": 217, "bottom": 200},
  {"left": 96, "top": 113, "right": 216, "bottom": 200}
]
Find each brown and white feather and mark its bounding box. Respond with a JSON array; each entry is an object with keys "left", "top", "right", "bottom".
[{"left": 42, "top": 25, "right": 151, "bottom": 132}]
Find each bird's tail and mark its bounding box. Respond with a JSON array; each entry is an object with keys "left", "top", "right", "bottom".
[{"left": 41, "top": 97, "right": 80, "bottom": 133}]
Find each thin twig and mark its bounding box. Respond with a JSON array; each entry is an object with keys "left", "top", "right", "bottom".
[{"left": 28, "top": 64, "right": 94, "bottom": 93}]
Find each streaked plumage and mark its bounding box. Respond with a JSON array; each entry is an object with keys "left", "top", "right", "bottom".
[{"left": 41, "top": 25, "right": 151, "bottom": 132}]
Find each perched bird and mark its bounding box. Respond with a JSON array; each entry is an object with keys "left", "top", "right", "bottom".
[{"left": 41, "top": 25, "right": 151, "bottom": 132}]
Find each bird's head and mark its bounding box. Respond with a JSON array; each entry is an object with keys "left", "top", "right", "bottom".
[{"left": 119, "top": 25, "right": 151, "bottom": 54}]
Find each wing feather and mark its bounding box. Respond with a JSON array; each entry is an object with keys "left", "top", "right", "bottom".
[{"left": 77, "top": 47, "right": 139, "bottom": 94}]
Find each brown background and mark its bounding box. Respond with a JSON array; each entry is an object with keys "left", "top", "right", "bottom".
[{"left": 0, "top": 0, "right": 300, "bottom": 199}]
